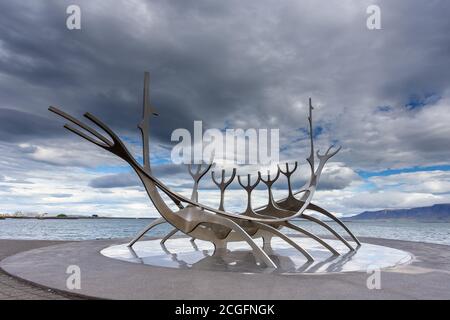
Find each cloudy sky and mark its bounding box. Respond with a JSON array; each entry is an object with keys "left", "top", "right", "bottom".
[{"left": 0, "top": 0, "right": 449, "bottom": 218}]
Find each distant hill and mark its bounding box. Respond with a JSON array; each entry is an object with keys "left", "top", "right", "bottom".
[{"left": 350, "top": 204, "right": 450, "bottom": 221}]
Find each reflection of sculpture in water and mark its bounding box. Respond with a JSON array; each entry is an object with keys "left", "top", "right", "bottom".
[
  {"left": 50, "top": 72, "right": 360, "bottom": 269},
  {"left": 125, "top": 238, "right": 360, "bottom": 274}
]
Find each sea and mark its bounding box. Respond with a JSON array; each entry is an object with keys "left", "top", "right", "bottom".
[{"left": 0, "top": 218, "right": 449, "bottom": 245}]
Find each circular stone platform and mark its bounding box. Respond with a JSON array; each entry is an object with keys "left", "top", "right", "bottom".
[
  {"left": 101, "top": 238, "right": 411, "bottom": 274},
  {"left": 5, "top": 236, "right": 445, "bottom": 299}
]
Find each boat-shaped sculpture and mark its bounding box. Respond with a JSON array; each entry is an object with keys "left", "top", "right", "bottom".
[{"left": 49, "top": 72, "right": 360, "bottom": 269}]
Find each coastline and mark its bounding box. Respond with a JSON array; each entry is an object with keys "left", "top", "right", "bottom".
[
  {"left": 0, "top": 216, "right": 154, "bottom": 220},
  {"left": 2, "top": 215, "right": 450, "bottom": 223}
]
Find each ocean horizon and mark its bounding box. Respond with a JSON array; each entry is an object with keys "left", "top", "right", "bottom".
[{"left": 1, "top": 218, "right": 449, "bottom": 246}]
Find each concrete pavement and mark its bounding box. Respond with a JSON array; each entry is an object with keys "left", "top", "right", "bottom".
[
  {"left": 1, "top": 237, "right": 449, "bottom": 299},
  {"left": 0, "top": 240, "right": 75, "bottom": 300}
]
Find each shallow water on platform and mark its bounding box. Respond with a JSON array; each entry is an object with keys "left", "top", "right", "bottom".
[
  {"left": 101, "top": 238, "right": 412, "bottom": 274},
  {"left": 0, "top": 218, "right": 449, "bottom": 245}
]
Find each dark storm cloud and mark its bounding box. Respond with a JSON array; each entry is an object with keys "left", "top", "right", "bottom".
[
  {"left": 88, "top": 163, "right": 190, "bottom": 189},
  {"left": 0, "top": 0, "right": 260, "bottom": 143},
  {"left": 0, "top": 0, "right": 448, "bottom": 169},
  {"left": 89, "top": 172, "right": 141, "bottom": 189},
  {"left": 0, "top": 108, "right": 60, "bottom": 142}
]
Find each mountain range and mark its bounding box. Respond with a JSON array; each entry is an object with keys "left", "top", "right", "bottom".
[{"left": 350, "top": 203, "right": 450, "bottom": 221}]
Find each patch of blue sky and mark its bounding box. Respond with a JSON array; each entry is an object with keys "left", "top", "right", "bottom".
[
  {"left": 150, "top": 156, "right": 172, "bottom": 165},
  {"left": 405, "top": 93, "right": 441, "bottom": 110},
  {"left": 313, "top": 125, "right": 323, "bottom": 138},
  {"left": 222, "top": 120, "right": 233, "bottom": 131},
  {"left": 353, "top": 181, "right": 378, "bottom": 192},
  {"left": 279, "top": 144, "right": 290, "bottom": 153},
  {"left": 87, "top": 165, "right": 130, "bottom": 174},
  {"left": 284, "top": 126, "right": 329, "bottom": 150},
  {"left": 87, "top": 155, "right": 172, "bottom": 174},
  {"left": 120, "top": 135, "right": 142, "bottom": 146},
  {"left": 357, "top": 164, "right": 450, "bottom": 179},
  {"left": 284, "top": 128, "right": 309, "bottom": 149},
  {"left": 132, "top": 154, "right": 172, "bottom": 167},
  {"left": 296, "top": 127, "right": 309, "bottom": 137},
  {"left": 297, "top": 125, "right": 324, "bottom": 139}
]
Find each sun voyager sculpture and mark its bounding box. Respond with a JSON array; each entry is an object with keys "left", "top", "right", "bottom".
[{"left": 49, "top": 72, "right": 361, "bottom": 269}]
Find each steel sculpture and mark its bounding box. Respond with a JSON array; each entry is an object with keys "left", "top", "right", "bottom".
[{"left": 49, "top": 72, "right": 360, "bottom": 269}]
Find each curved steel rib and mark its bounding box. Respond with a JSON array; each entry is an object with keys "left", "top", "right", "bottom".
[
  {"left": 128, "top": 217, "right": 166, "bottom": 247},
  {"left": 284, "top": 222, "right": 339, "bottom": 255},
  {"left": 161, "top": 228, "right": 178, "bottom": 244},
  {"left": 253, "top": 222, "right": 314, "bottom": 262},
  {"left": 199, "top": 213, "right": 277, "bottom": 268},
  {"left": 307, "top": 203, "right": 361, "bottom": 246}
]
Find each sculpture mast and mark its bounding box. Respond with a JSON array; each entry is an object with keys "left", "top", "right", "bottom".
[
  {"left": 138, "top": 72, "right": 158, "bottom": 173},
  {"left": 306, "top": 98, "right": 315, "bottom": 177},
  {"left": 138, "top": 73, "right": 183, "bottom": 209}
]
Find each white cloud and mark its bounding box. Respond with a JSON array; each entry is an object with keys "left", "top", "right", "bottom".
[{"left": 369, "top": 170, "right": 450, "bottom": 194}]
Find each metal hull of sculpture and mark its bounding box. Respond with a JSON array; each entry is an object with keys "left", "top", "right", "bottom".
[{"left": 49, "top": 72, "right": 360, "bottom": 269}]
